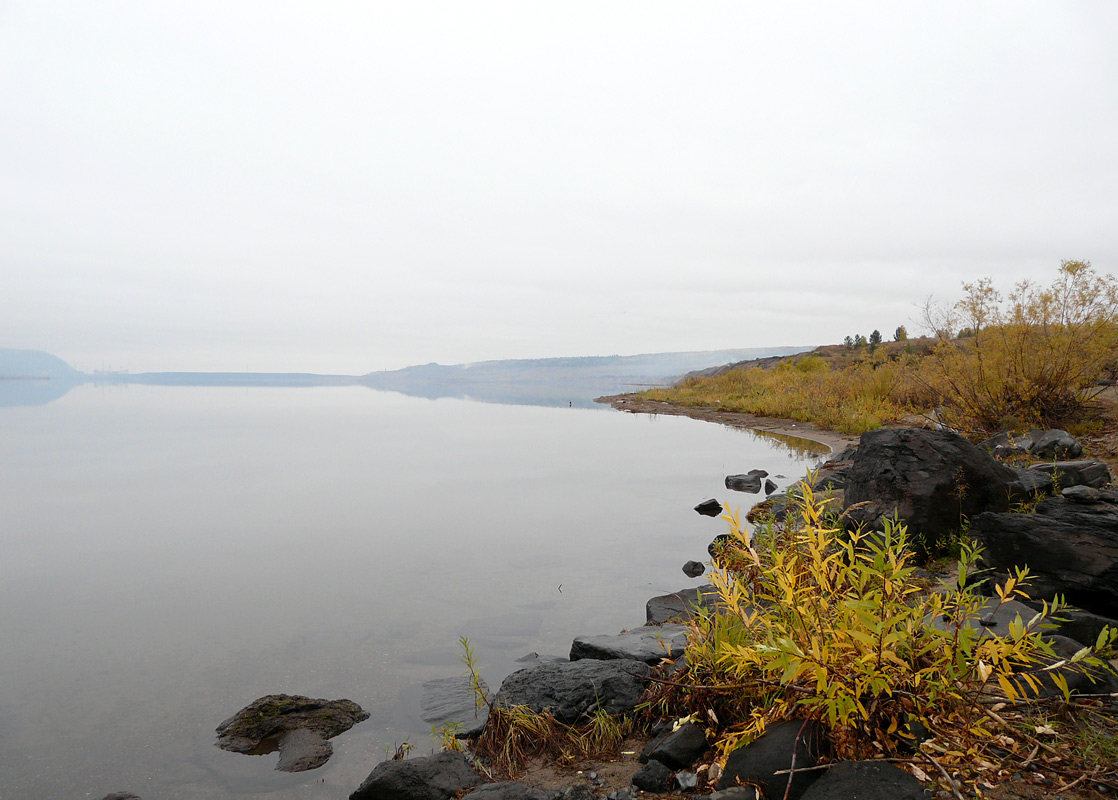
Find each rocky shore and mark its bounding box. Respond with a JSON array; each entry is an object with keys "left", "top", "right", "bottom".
[{"left": 100, "top": 411, "right": 1118, "bottom": 800}]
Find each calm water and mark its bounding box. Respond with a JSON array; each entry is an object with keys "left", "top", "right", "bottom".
[{"left": 0, "top": 385, "right": 827, "bottom": 800}]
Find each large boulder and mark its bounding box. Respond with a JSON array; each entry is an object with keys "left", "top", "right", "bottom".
[
  {"left": 350, "top": 751, "right": 484, "bottom": 800},
  {"left": 493, "top": 659, "right": 650, "bottom": 723},
  {"left": 716, "top": 719, "right": 825, "bottom": 800},
  {"left": 570, "top": 625, "right": 688, "bottom": 664},
  {"left": 215, "top": 694, "right": 368, "bottom": 772},
  {"left": 971, "top": 498, "right": 1118, "bottom": 617},
  {"left": 842, "top": 429, "right": 1018, "bottom": 556}
]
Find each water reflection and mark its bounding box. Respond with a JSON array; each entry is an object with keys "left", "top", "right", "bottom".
[{"left": 736, "top": 427, "right": 831, "bottom": 462}]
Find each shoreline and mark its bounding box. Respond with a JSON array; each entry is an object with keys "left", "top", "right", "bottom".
[{"left": 595, "top": 393, "right": 858, "bottom": 456}]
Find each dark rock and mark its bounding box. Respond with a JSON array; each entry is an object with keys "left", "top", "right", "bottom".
[
  {"left": 350, "top": 751, "right": 485, "bottom": 800},
  {"left": 1029, "top": 605, "right": 1118, "bottom": 646},
  {"left": 981, "top": 430, "right": 1037, "bottom": 460},
  {"left": 464, "top": 782, "right": 550, "bottom": 800},
  {"left": 514, "top": 652, "right": 569, "bottom": 666},
  {"left": 1023, "top": 635, "right": 1118, "bottom": 699},
  {"left": 559, "top": 785, "right": 596, "bottom": 800},
  {"left": 725, "top": 474, "right": 762, "bottom": 493},
  {"left": 695, "top": 499, "right": 723, "bottom": 516},
  {"left": 748, "top": 468, "right": 769, "bottom": 477},
  {"left": 682, "top": 560, "right": 706, "bottom": 578},
  {"left": 100, "top": 794, "right": 142, "bottom": 800},
  {"left": 421, "top": 676, "right": 489, "bottom": 738},
  {"left": 646, "top": 585, "right": 720, "bottom": 625},
  {"left": 216, "top": 694, "right": 368, "bottom": 771},
  {"left": 764, "top": 479, "right": 777, "bottom": 495},
  {"left": 1064, "top": 485, "right": 1102, "bottom": 503},
  {"left": 1029, "top": 460, "right": 1112, "bottom": 490},
  {"left": 644, "top": 721, "right": 707, "bottom": 769},
  {"left": 971, "top": 499, "right": 1118, "bottom": 616},
  {"left": 927, "top": 598, "right": 1041, "bottom": 641},
  {"left": 632, "top": 759, "right": 673, "bottom": 793},
  {"left": 570, "top": 624, "right": 688, "bottom": 664},
  {"left": 1031, "top": 429, "right": 1084, "bottom": 460},
  {"left": 1007, "top": 467, "right": 1055, "bottom": 500},
  {"left": 798, "top": 761, "right": 927, "bottom": 800},
  {"left": 842, "top": 428, "right": 1018, "bottom": 557},
  {"left": 494, "top": 659, "right": 650, "bottom": 723},
  {"left": 276, "top": 729, "right": 332, "bottom": 772},
  {"left": 811, "top": 447, "right": 857, "bottom": 490},
  {"left": 639, "top": 727, "right": 672, "bottom": 763},
  {"left": 716, "top": 719, "right": 825, "bottom": 800}
]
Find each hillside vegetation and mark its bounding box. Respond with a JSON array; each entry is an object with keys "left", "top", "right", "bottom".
[{"left": 642, "top": 261, "right": 1118, "bottom": 437}]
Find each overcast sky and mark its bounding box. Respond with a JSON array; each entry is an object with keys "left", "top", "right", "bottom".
[{"left": 2, "top": 2, "right": 1116, "bottom": 373}]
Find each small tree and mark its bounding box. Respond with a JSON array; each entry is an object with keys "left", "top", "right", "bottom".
[
  {"left": 921, "top": 260, "right": 1118, "bottom": 431},
  {"left": 894, "top": 325, "right": 907, "bottom": 342},
  {"left": 843, "top": 335, "right": 854, "bottom": 349},
  {"left": 853, "top": 334, "right": 868, "bottom": 348}
]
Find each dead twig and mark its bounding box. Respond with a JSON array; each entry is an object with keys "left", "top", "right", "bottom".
[{"left": 922, "top": 751, "right": 965, "bottom": 800}]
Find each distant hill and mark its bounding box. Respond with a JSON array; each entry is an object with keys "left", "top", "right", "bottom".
[
  {"left": 0, "top": 348, "right": 80, "bottom": 379},
  {"left": 358, "top": 347, "right": 812, "bottom": 407}
]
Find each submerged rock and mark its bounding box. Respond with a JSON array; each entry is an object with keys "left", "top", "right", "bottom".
[
  {"left": 682, "top": 560, "right": 705, "bottom": 578},
  {"left": 694, "top": 498, "right": 723, "bottom": 516},
  {"left": 725, "top": 474, "right": 762, "bottom": 493},
  {"left": 215, "top": 694, "right": 369, "bottom": 772},
  {"left": 275, "top": 729, "right": 332, "bottom": 772}
]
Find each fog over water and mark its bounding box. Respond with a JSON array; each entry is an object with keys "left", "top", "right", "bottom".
[{"left": 3, "top": 2, "right": 1116, "bottom": 373}]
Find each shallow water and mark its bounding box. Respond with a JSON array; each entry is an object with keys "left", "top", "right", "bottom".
[{"left": 0, "top": 384, "right": 826, "bottom": 799}]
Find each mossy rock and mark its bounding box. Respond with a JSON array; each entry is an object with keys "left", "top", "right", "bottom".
[{"left": 215, "top": 694, "right": 369, "bottom": 754}]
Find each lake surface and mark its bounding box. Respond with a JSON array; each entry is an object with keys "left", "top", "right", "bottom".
[{"left": 0, "top": 385, "right": 828, "bottom": 800}]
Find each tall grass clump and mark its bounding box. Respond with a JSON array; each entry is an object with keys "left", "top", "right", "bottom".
[
  {"left": 435, "top": 637, "right": 634, "bottom": 776},
  {"left": 920, "top": 260, "right": 1118, "bottom": 434},
  {"left": 681, "top": 491, "right": 1117, "bottom": 786},
  {"left": 643, "top": 354, "right": 914, "bottom": 435}
]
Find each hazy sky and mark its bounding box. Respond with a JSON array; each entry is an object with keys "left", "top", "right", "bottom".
[{"left": 2, "top": 2, "right": 1116, "bottom": 373}]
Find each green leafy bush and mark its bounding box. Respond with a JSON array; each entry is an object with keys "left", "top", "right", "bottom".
[{"left": 685, "top": 488, "right": 1117, "bottom": 769}]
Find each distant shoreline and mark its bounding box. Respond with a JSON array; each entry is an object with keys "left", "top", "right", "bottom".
[{"left": 595, "top": 393, "right": 857, "bottom": 455}]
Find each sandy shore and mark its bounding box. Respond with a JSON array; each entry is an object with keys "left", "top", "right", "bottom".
[{"left": 595, "top": 394, "right": 858, "bottom": 455}]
